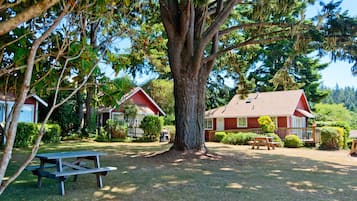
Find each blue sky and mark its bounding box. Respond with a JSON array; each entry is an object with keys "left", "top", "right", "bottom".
[{"left": 312, "top": 0, "right": 357, "bottom": 88}]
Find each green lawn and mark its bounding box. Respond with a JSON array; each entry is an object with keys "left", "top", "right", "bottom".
[{"left": 1, "top": 141, "right": 357, "bottom": 201}]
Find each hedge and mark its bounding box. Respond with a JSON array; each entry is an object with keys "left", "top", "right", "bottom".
[
  {"left": 14, "top": 123, "right": 61, "bottom": 148},
  {"left": 221, "top": 132, "right": 260, "bottom": 145},
  {"left": 214, "top": 132, "right": 226, "bottom": 142},
  {"left": 319, "top": 127, "right": 344, "bottom": 150},
  {"left": 315, "top": 121, "right": 350, "bottom": 149}
]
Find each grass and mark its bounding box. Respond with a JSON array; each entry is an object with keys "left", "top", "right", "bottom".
[{"left": 1, "top": 141, "right": 357, "bottom": 201}]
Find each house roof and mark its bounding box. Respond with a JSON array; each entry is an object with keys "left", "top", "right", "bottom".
[
  {"left": 205, "top": 90, "right": 313, "bottom": 118},
  {"left": 116, "top": 87, "right": 166, "bottom": 116},
  {"left": 0, "top": 92, "right": 48, "bottom": 107}
]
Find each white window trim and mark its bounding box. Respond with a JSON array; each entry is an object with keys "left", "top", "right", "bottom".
[
  {"left": 111, "top": 112, "right": 124, "bottom": 120},
  {"left": 204, "top": 118, "right": 213, "bottom": 130},
  {"left": 237, "top": 117, "right": 247, "bottom": 128}
]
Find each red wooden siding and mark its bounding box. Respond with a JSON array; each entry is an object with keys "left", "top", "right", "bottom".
[
  {"left": 278, "top": 117, "right": 287, "bottom": 128},
  {"left": 247, "top": 117, "right": 259, "bottom": 128},
  {"left": 114, "top": 90, "right": 160, "bottom": 115},
  {"left": 224, "top": 118, "right": 236, "bottom": 129}
]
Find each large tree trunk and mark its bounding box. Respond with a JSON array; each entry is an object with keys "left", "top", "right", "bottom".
[
  {"left": 173, "top": 74, "right": 207, "bottom": 151},
  {"left": 159, "top": 1, "right": 230, "bottom": 152}
]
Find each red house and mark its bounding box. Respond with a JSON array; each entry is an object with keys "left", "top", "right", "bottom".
[
  {"left": 97, "top": 87, "right": 165, "bottom": 137},
  {"left": 204, "top": 90, "right": 314, "bottom": 141},
  {"left": 0, "top": 92, "right": 48, "bottom": 123}
]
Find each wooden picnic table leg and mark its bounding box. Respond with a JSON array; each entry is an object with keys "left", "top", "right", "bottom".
[
  {"left": 36, "top": 160, "right": 45, "bottom": 188},
  {"left": 57, "top": 158, "right": 65, "bottom": 196},
  {"left": 94, "top": 156, "right": 103, "bottom": 188}
]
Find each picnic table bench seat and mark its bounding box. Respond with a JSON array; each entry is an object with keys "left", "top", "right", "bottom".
[
  {"left": 25, "top": 164, "right": 57, "bottom": 171},
  {"left": 53, "top": 166, "right": 117, "bottom": 177}
]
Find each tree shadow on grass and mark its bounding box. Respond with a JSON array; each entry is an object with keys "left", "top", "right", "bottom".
[{"left": 3, "top": 143, "right": 357, "bottom": 201}]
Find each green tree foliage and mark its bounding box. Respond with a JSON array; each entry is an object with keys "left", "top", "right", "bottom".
[
  {"left": 123, "top": 101, "right": 138, "bottom": 129},
  {"left": 98, "top": 76, "right": 135, "bottom": 108},
  {"left": 140, "top": 115, "right": 163, "bottom": 141},
  {"left": 39, "top": 91, "right": 81, "bottom": 136},
  {"left": 205, "top": 72, "right": 236, "bottom": 110},
  {"left": 314, "top": 103, "right": 353, "bottom": 123},
  {"left": 322, "top": 85, "right": 357, "bottom": 111},
  {"left": 316, "top": 1, "right": 357, "bottom": 73},
  {"left": 247, "top": 39, "right": 329, "bottom": 103},
  {"left": 143, "top": 79, "right": 174, "bottom": 115},
  {"left": 258, "top": 116, "right": 276, "bottom": 133}
]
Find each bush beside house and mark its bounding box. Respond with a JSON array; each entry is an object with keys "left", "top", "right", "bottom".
[
  {"left": 284, "top": 134, "right": 303, "bottom": 148},
  {"left": 316, "top": 121, "right": 350, "bottom": 149},
  {"left": 319, "top": 127, "right": 344, "bottom": 150},
  {"left": 140, "top": 115, "right": 163, "bottom": 142},
  {"left": 258, "top": 116, "right": 276, "bottom": 133},
  {"left": 14, "top": 123, "right": 61, "bottom": 147},
  {"left": 221, "top": 132, "right": 260, "bottom": 145},
  {"left": 214, "top": 132, "right": 227, "bottom": 142}
]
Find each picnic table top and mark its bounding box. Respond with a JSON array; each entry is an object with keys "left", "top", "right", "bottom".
[{"left": 36, "top": 150, "right": 106, "bottom": 160}]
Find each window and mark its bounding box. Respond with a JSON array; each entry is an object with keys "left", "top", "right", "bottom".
[
  {"left": 237, "top": 117, "right": 247, "bottom": 128},
  {"left": 111, "top": 112, "right": 125, "bottom": 125},
  {"left": 204, "top": 119, "right": 213, "bottom": 130}
]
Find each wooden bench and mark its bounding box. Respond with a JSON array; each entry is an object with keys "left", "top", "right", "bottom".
[
  {"left": 53, "top": 166, "right": 117, "bottom": 178},
  {"left": 25, "top": 164, "right": 57, "bottom": 171}
]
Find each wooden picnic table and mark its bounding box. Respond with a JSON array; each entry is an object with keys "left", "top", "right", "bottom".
[
  {"left": 251, "top": 137, "right": 277, "bottom": 150},
  {"left": 26, "top": 150, "right": 116, "bottom": 196}
]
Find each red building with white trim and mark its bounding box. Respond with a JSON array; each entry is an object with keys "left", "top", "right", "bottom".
[{"left": 204, "top": 90, "right": 314, "bottom": 141}]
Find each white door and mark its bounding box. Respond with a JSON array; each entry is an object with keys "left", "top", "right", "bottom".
[{"left": 216, "top": 118, "right": 225, "bottom": 131}]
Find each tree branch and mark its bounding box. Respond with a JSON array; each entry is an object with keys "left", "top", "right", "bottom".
[
  {"left": 0, "top": 5, "right": 69, "bottom": 194},
  {"left": 203, "top": 35, "right": 287, "bottom": 63},
  {"left": 0, "top": 0, "right": 60, "bottom": 36},
  {"left": 219, "top": 22, "right": 293, "bottom": 36},
  {"left": 202, "top": 0, "right": 239, "bottom": 45}
]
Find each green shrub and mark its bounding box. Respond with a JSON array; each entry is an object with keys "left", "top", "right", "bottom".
[
  {"left": 163, "top": 114, "right": 175, "bottom": 125},
  {"left": 315, "top": 121, "right": 350, "bottom": 149},
  {"left": 266, "top": 133, "right": 283, "bottom": 147},
  {"left": 221, "top": 132, "right": 259, "bottom": 145},
  {"left": 140, "top": 115, "right": 164, "bottom": 142},
  {"left": 320, "top": 127, "right": 344, "bottom": 150},
  {"left": 95, "top": 127, "right": 110, "bottom": 142},
  {"left": 215, "top": 132, "right": 226, "bottom": 142},
  {"left": 15, "top": 123, "right": 38, "bottom": 148},
  {"left": 15, "top": 123, "right": 61, "bottom": 147},
  {"left": 61, "top": 132, "right": 81, "bottom": 141},
  {"left": 106, "top": 119, "right": 127, "bottom": 139},
  {"left": 284, "top": 134, "right": 303, "bottom": 148},
  {"left": 258, "top": 116, "right": 276, "bottom": 133},
  {"left": 42, "top": 124, "right": 61, "bottom": 143}
]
